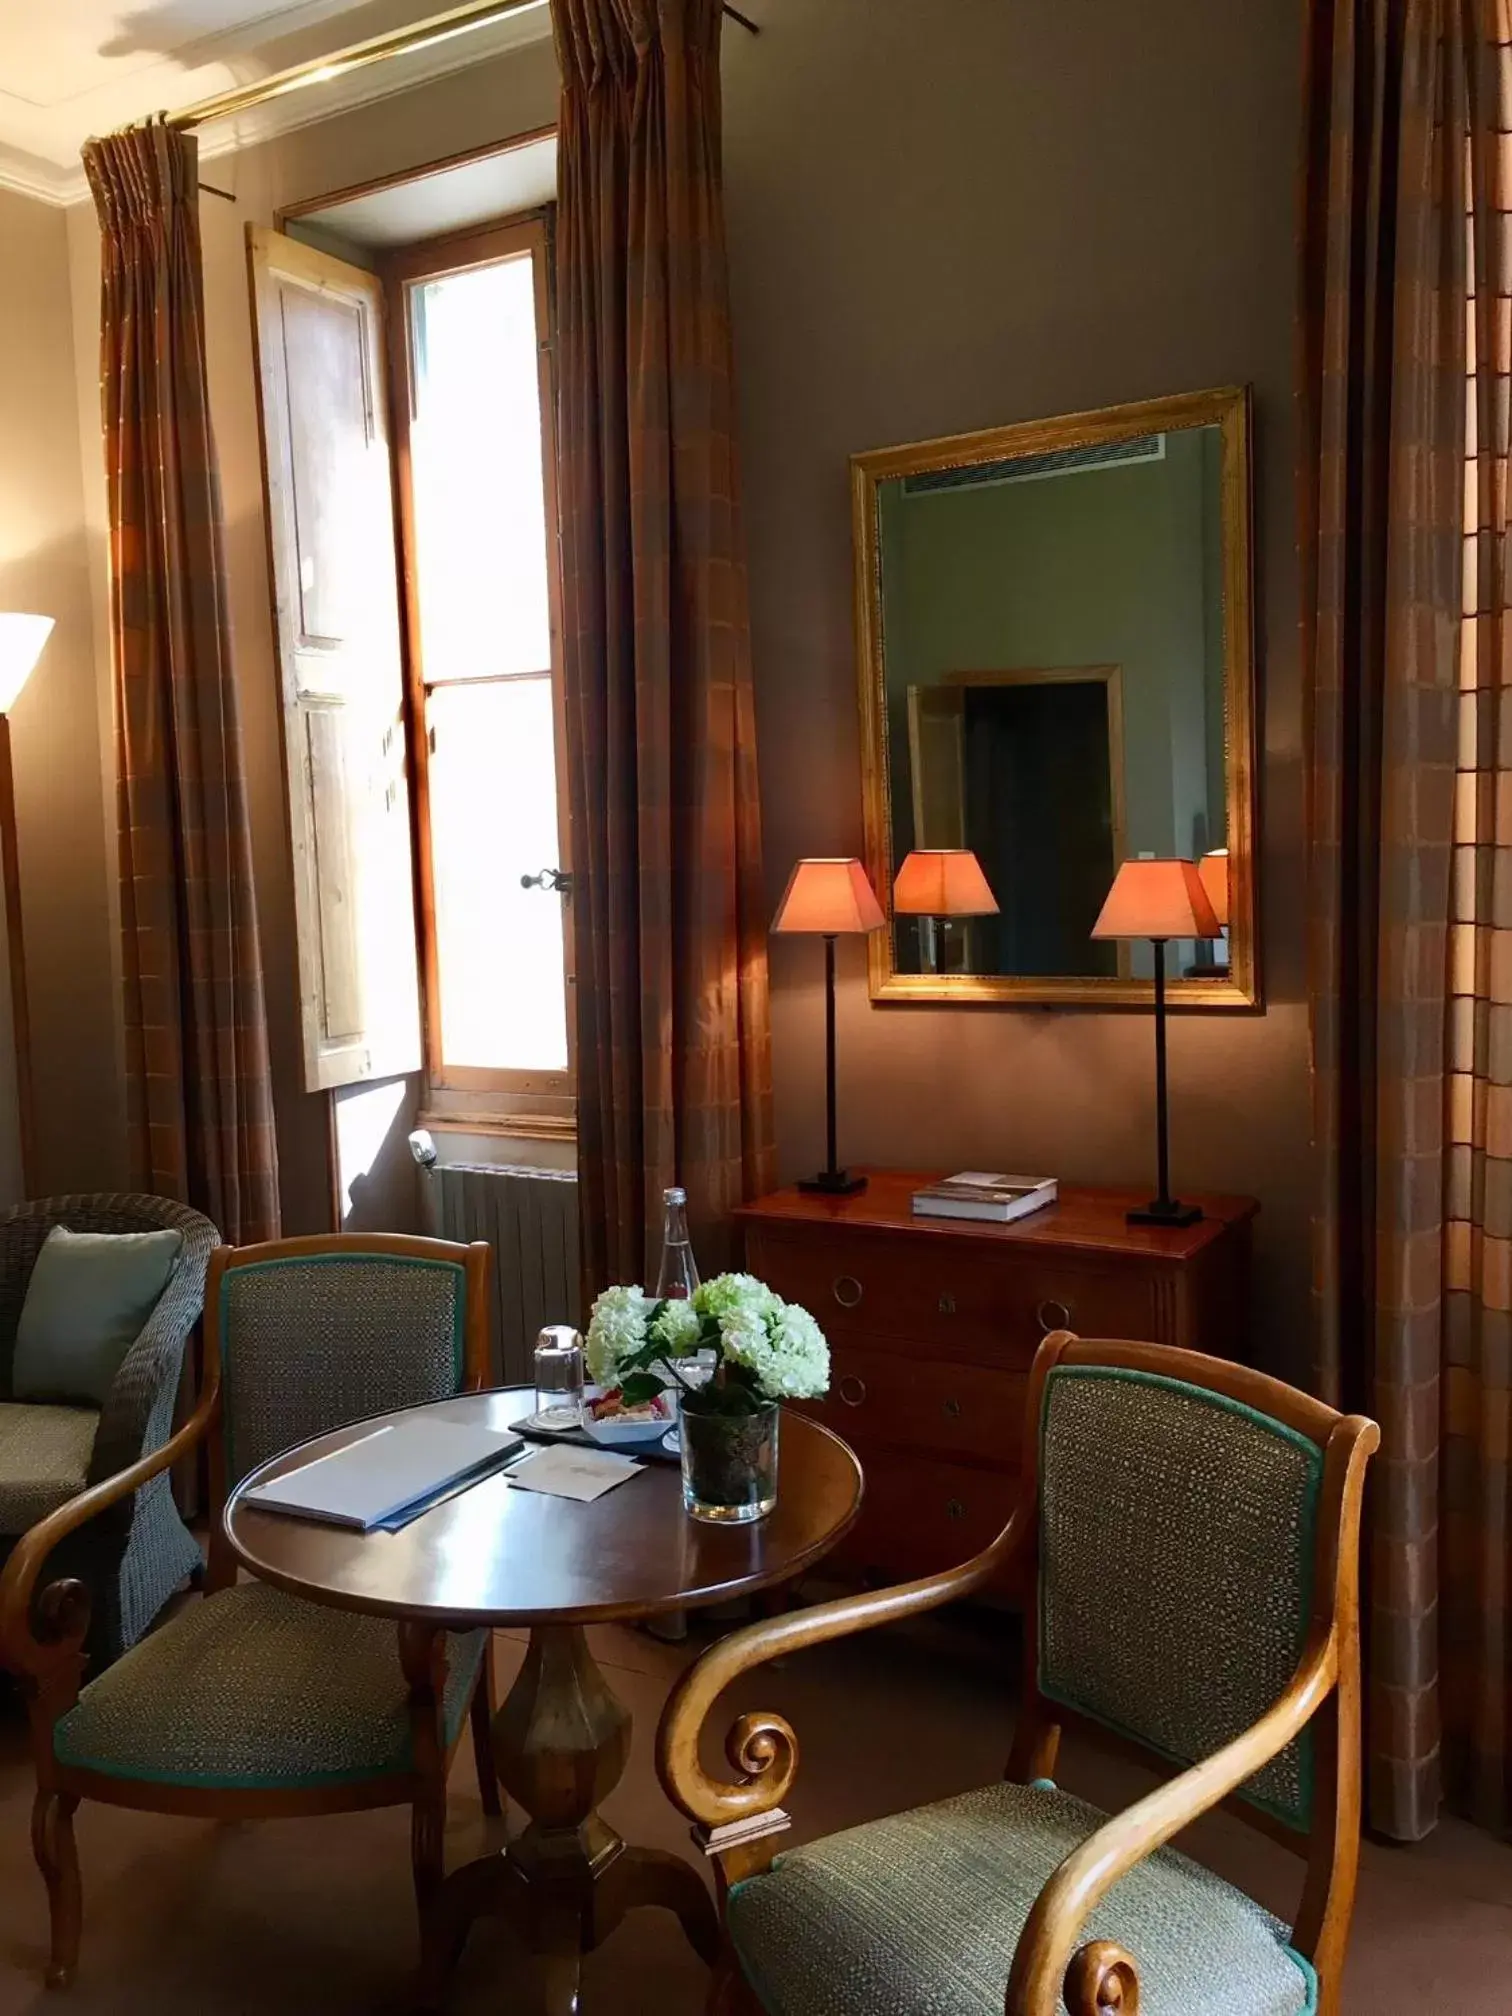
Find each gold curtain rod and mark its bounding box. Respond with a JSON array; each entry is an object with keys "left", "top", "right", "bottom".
[{"left": 167, "top": 0, "right": 757, "bottom": 132}]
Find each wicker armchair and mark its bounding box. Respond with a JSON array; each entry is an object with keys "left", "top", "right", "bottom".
[{"left": 0, "top": 1194, "right": 217, "bottom": 1668}]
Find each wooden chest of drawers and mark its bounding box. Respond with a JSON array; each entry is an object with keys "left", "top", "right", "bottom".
[{"left": 738, "top": 1171, "right": 1257, "bottom": 1590}]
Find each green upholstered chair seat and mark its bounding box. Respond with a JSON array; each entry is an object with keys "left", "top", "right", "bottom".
[
  {"left": 726, "top": 1781, "right": 1316, "bottom": 2016},
  {"left": 54, "top": 1582, "right": 485, "bottom": 1791},
  {"left": 0, "top": 1401, "right": 98, "bottom": 1535}
]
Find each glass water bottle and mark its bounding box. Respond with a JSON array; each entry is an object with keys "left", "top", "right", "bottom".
[{"left": 654, "top": 1186, "right": 700, "bottom": 1300}]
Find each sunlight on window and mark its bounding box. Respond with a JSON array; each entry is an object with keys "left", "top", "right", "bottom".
[
  {"left": 409, "top": 256, "right": 551, "bottom": 683},
  {"left": 405, "top": 247, "right": 569, "bottom": 1080},
  {"left": 427, "top": 679, "right": 568, "bottom": 1072}
]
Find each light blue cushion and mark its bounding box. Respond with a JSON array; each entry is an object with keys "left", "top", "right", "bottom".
[
  {"left": 727, "top": 1780, "right": 1316, "bottom": 2016},
  {"left": 12, "top": 1224, "right": 183, "bottom": 1407}
]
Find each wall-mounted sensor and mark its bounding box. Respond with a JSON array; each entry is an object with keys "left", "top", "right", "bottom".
[{"left": 408, "top": 1129, "right": 438, "bottom": 1170}]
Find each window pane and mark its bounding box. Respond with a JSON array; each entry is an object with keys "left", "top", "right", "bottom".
[
  {"left": 408, "top": 256, "right": 551, "bottom": 682},
  {"left": 427, "top": 678, "right": 568, "bottom": 1072}
]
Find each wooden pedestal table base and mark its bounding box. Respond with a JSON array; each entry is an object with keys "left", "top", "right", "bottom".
[
  {"left": 418, "top": 1624, "right": 718, "bottom": 2013},
  {"left": 221, "top": 1389, "right": 862, "bottom": 2016}
]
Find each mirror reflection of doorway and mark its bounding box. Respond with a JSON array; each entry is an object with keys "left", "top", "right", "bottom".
[{"left": 905, "top": 668, "right": 1125, "bottom": 978}]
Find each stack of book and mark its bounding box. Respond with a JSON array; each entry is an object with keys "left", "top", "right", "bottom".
[{"left": 911, "top": 1172, "right": 1058, "bottom": 1225}]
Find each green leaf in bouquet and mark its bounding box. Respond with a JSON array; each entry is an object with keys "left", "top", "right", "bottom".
[{"left": 617, "top": 1371, "right": 669, "bottom": 1408}]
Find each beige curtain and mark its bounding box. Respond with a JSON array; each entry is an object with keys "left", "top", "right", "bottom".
[
  {"left": 1304, "top": 0, "right": 1510, "bottom": 1839},
  {"left": 551, "top": 0, "right": 775, "bottom": 1290},
  {"left": 83, "top": 123, "right": 280, "bottom": 1245}
]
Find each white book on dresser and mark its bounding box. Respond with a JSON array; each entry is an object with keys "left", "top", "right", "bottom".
[{"left": 911, "top": 1172, "right": 1059, "bottom": 1225}]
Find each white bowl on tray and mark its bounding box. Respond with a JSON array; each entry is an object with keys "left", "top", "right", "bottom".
[{"left": 581, "top": 1393, "right": 677, "bottom": 1449}]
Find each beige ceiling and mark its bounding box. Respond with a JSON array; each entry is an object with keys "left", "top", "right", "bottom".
[{"left": 0, "top": 0, "right": 553, "bottom": 205}]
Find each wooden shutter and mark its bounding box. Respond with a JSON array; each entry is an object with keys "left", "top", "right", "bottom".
[{"left": 248, "top": 227, "right": 421, "bottom": 1091}]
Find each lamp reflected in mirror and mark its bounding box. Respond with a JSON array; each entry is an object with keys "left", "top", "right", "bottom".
[
  {"left": 1189, "top": 847, "right": 1231, "bottom": 979},
  {"left": 854, "top": 385, "right": 1257, "bottom": 1006},
  {"left": 892, "top": 848, "right": 998, "bottom": 976}
]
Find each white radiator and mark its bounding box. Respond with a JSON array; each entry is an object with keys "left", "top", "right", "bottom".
[{"left": 430, "top": 1163, "right": 580, "bottom": 1385}]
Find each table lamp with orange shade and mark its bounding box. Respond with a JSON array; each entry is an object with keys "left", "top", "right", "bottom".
[
  {"left": 892, "top": 847, "right": 998, "bottom": 975},
  {"left": 771, "top": 858, "right": 885, "bottom": 1195},
  {"left": 1092, "top": 858, "right": 1219, "bottom": 1227}
]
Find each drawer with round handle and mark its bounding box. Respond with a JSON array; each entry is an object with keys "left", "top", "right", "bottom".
[
  {"left": 803, "top": 1345, "right": 1025, "bottom": 1467},
  {"left": 744, "top": 1228, "right": 1141, "bottom": 1364},
  {"left": 829, "top": 1448, "right": 1024, "bottom": 1593}
]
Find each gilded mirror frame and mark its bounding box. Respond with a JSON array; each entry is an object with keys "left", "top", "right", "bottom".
[{"left": 852, "top": 383, "right": 1259, "bottom": 1009}]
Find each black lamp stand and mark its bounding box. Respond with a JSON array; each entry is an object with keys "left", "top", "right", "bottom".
[
  {"left": 799, "top": 933, "right": 866, "bottom": 1196},
  {"left": 1127, "top": 936, "right": 1202, "bottom": 1228}
]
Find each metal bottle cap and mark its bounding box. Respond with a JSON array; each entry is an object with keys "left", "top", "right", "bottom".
[{"left": 535, "top": 1324, "right": 582, "bottom": 1351}]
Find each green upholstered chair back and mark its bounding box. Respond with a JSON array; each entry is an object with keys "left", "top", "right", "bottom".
[
  {"left": 1036, "top": 1363, "right": 1323, "bottom": 1830},
  {"left": 216, "top": 1249, "right": 471, "bottom": 1492}
]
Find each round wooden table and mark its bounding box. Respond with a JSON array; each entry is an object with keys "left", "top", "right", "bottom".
[{"left": 223, "top": 1387, "right": 863, "bottom": 2013}]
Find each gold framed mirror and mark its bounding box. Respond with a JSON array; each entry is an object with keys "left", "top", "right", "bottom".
[{"left": 853, "top": 385, "right": 1258, "bottom": 1008}]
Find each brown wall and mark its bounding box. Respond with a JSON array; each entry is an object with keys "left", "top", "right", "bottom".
[
  {"left": 51, "top": 0, "right": 1309, "bottom": 1365},
  {"left": 719, "top": 0, "right": 1311, "bottom": 1374},
  {"left": 0, "top": 186, "right": 123, "bottom": 1204}
]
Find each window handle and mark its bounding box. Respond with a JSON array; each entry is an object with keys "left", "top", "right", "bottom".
[{"left": 521, "top": 868, "right": 574, "bottom": 896}]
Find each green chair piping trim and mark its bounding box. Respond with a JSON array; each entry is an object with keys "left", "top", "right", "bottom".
[
  {"left": 217, "top": 1253, "right": 468, "bottom": 1485},
  {"left": 1037, "top": 1364, "right": 1323, "bottom": 1832},
  {"left": 724, "top": 1900, "right": 782, "bottom": 2016},
  {"left": 1285, "top": 1945, "right": 1321, "bottom": 2013}
]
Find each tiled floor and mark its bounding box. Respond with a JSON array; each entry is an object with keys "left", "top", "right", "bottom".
[{"left": 0, "top": 1604, "right": 1504, "bottom": 2012}]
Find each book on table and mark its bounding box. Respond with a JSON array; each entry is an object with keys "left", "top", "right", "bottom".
[
  {"left": 243, "top": 1417, "right": 525, "bottom": 1532},
  {"left": 911, "top": 1172, "right": 1058, "bottom": 1225}
]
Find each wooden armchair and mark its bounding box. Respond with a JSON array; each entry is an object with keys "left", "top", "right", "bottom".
[
  {"left": 657, "top": 1333, "right": 1379, "bottom": 2016},
  {"left": 0, "top": 1232, "right": 502, "bottom": 1990}
]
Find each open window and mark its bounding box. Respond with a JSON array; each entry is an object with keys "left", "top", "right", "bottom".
[
  {"left": 250, "top": 199, "right": 573, "bottom": 1137},
  {"left": 388, "top": 217, "right": 573, "bottom": 1132}
]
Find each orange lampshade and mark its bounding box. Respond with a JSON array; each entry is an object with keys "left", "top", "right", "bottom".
[
  {"left": 771, "top": 858, "right": 886, "bottom": 935},
  {"left": 1198, "top": 848, "right": 1230, "bottom": 929},
  {"left": 1091, "top": 859, "right": 1220, "bottom": 941},
  {"left": 892, "top": 849, "right": 999, "bottom": 918}
]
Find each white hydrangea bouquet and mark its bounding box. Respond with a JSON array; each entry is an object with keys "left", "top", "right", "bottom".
[{"left": 586, "top": 1272, "right": 830, "bottom": 1419}]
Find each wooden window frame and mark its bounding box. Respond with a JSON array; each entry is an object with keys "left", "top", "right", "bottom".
[{"left": 384, "top": 213, "right": 575, "bottom": 1137}]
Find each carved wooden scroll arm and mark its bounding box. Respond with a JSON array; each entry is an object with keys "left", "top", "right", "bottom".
[
  {"left": 656, "top": 1505, "right": 1030, "bottom": 1854},
  {"left": 1005, "top": 1628, "right": 1339, "bottom": 2016}
]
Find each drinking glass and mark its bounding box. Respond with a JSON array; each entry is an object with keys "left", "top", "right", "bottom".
[{"left": 533, "top": 1324, "right": 584, "bottom": 1430}]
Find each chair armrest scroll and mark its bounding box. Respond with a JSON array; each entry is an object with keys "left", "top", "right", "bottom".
[
  {"left": 0, "top": 1385, "right": 219, "bottom": 1677},
  {"left": 1005, "top": 1627, "right": 1339, "bottom": 2016},
  {"left": 657, "top": 1504, "right": 1029, "bottom": 1834}
]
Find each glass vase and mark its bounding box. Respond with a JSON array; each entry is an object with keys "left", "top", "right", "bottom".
[{"left": 680, "top": 1402, "right": 779, "bottom": 1525}]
